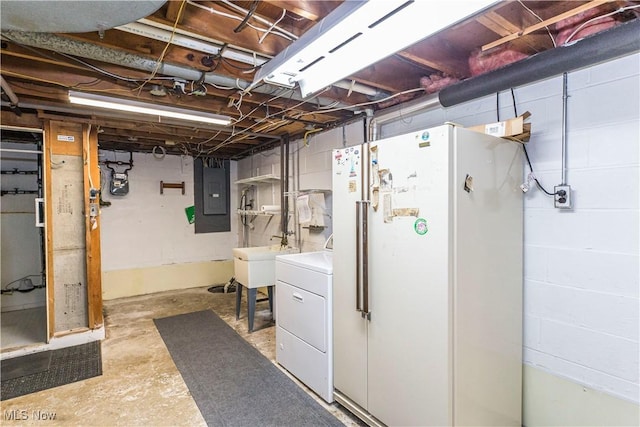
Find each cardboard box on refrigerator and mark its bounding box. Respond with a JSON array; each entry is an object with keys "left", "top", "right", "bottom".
[{"left": 467, "top": 111, "right": 531, "bottom": 142}]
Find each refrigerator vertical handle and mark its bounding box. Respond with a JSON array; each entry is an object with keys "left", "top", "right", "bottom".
[
  {"left": 35, "top": 198, "right": 45, "bottom": 228},
  {"left": 355, "top": 201, "right": 362, "bottom": 312},
  {"left": 362, "top": 200, "right": 370, "bottom": 317}
]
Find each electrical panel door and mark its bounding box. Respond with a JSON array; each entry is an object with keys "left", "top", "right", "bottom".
[{"left": 203, "top": 167, "right": 227, "bottom": 215}]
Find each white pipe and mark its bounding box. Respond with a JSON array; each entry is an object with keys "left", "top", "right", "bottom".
[
  {"left": 126, "top": 20, "right": 271, "bottom": 65},
  {"left": 369, "top": 93, "right": 441, "bottom": 141},
  {"left": 119, "top": 21, "right": 385, "bottom": 99},
  {"left": 0, "top": 125, "right": 43, "bottom": 133},
  {"left": 0, "top": 148, "right": 43, "bottom": 154},
  {"left": 333, "top": 80, "right": 384, "bottom": 98},
  {"left": 2, "top": 31, "right": 357, "bottom": 111}
]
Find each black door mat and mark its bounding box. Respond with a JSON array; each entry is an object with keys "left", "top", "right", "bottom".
[
  {"left": 1, "top": 341, "right": 102, "bottom": 401},
  {"left": 1, "top": 351, "right": 52, "bottom": 381}
]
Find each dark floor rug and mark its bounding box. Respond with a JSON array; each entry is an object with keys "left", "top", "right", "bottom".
[
  {"left": 1, "top": 341, "right": 102, "bottom": 401},
  {"left": 154, "top": 310, "right": 343, "bottom": 427}
]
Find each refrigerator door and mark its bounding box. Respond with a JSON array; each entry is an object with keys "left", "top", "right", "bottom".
[
  {"left": 331, "top": 145, "right": 369, "bottom": 409},
  {"left": 451, "top": 127, "right": 523, "bottom": 426},
  {"left": 366, "top": 126, "right": 453, "bottom": 426}
]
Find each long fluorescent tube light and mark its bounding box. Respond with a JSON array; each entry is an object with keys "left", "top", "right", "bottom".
[
  {"left": 254, "top": 0, "right": 495, "bottom": 98},
  {"left": 68, "top": 91, "right": 232, "bottom": 126}
]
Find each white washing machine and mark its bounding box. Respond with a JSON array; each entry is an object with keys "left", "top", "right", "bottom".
[{"left": 275, "top": 250, "right": 333, "bottom": 403}]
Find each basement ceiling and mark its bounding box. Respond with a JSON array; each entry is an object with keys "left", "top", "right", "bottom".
[{"left": 1, "top": 0, "right": 638, "bottom": 159}]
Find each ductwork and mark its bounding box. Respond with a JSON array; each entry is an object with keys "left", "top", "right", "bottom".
[
  {"left": 1, "top": 1, "right": 165, "bottom": 33},
  {"left": 1, "top": 30, "right": 356, "bottom": 110},
  {"left": 439, "top": 19, "right": 640, "bottom": 107}
]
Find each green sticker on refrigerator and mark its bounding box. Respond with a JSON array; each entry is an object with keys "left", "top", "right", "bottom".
[{"left": 414, "top": 218, "right": 428, "bottom": 235}]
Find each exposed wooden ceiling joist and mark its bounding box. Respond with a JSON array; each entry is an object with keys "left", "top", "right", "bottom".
[{"left": 2, "top": 0, "right": 636, "bottom": 158}]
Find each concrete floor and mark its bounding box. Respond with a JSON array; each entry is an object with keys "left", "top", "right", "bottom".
[
  {"left": 0, "top": 286, "right": 363, "bottom": 426},
  {"left": 1, "top": 307, "right": 47, "bottom": 349}
]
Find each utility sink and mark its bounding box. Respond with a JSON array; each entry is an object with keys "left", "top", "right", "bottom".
[{"left": 233, "top": 245, "right": 298, "bottom": 288}]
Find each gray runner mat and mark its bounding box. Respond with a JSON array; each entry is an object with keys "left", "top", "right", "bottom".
[{"left": 154, "top": 310, "right": 343, "bottom": 427}]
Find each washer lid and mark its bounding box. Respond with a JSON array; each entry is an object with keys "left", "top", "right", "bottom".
[{"left": 276, "top": 251, "right": 333, "bottom": 274}]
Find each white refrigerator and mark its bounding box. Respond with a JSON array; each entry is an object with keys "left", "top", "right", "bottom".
[{"left": 332, "top": 124, "right": 523, "bottom": 427}]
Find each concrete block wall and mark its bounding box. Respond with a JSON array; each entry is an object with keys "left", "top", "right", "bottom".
[
  {"left": 379, "top": 53, "right": 639, "bottom": 423},
  {"left": 237, "top": 53, "right": 639, "bottom": 424},
  {"left": 100, "top": 152, "right": 237, "bottom": 299},
  {"left": 237, "top": 123, "right": 364, "bottom": 252}
]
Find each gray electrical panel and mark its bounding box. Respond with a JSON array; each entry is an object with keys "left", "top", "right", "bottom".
[{"left": 203, "top": 166, "right": 227, "bottom": 215}]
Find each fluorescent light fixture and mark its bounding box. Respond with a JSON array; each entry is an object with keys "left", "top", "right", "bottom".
[
  {"left": 68, "top": 91, "right": 232, "bottom": 126},
  {"left": 253, "top": 0, "right": 495, "bottom": 98}
]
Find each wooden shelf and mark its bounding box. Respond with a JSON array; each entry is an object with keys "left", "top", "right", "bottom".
[{"left": 234, "top": 174, "right": 280, "bottom": 185}]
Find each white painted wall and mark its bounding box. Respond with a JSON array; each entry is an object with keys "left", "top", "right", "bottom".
[
  {"left": 99, "top": 151, "right": 238, "bottom": 298},
  {"left": 237, "top": 53, "right": 640, "bottom": 423},
  {"left": 0, "top": 143, "right": 45, "bottom": 312},
  {"left": 237, "top": 123, "right": 364, "bottom": 252}
]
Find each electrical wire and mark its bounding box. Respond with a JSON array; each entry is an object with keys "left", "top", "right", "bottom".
[
  {"left": 517, "top": 0, "right": 556, "bottom": 48},
  {"left": 209, "top": 87, "right": 312, "bottom": 152},
  {"left": 219, "top": 56, "right": 262, "bottom": 72},
  {"left": 522, "top": 146, "right": 556, "bottom": 196},
  {"left": 297, "top": 87, "right": 425, "bottom": 117},
  {"left": 58, "top": 53, "right": 161, "bottom": 83},
  {"left": 234, "top": 0, "right": 260, "bottom": 33},
  {"left": 136, "top": 0, "right": 187, "bottom": 94},
  {"left": 563, "top": 4, "right": 640, "bottom": 44},
  {"left": 3, "top": 34, "right": 173, "bottom": 87},
  {"left": 509, "top": 87, "right": 556, "bottom": 196},
  {"left": 204, "top": 81, "right": 237, "bottom": 91},
  {"left": 187, "top": 0, "right": 295, "bottom": 42},
  {"left": 258, "top": 8, "right": 287, "bottom": 44},
  {"left": 1, "top": 274, "right": 45, "bottom": 294}
]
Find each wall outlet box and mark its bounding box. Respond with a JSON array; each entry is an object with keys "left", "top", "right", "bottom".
[{"left": 554, "top": 185, "right": 572, "bottom": 209}]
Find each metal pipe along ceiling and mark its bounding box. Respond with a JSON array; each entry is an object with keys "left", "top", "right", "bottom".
[
  {"left": 439, "top": 19, "right": 640, "bottom": 107},
  {"left": 1, "top": 31, "right": 354, "bottom": 110}
]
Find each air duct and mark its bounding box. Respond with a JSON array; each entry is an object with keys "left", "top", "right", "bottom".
[
  {"left": 439, "top": 19, "right": 640, "bottom": 107},
  {"left": 0, "top": 30, "right": 358, "bottom": 110}
]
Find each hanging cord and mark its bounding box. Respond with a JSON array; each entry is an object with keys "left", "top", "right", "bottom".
[
  {"left": 136, "top": 0, "right": 187, "bottom": 94},
  {"left": 509, "top": 88, "right": 556, "bottom": 196}
]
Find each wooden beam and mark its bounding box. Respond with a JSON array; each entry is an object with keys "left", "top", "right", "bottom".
[
  {"left": 43, "top": 120, "right": 55, "bottom": 340},
  {"left": 84, "top": 125, "right": 103, "bottom": 330},
  {"left": 477, "top": 11, "right": 521, "bottom": 36},
  {"left": 0, "top": 110, "right": 43, "bottom": 128},
  {"left": 263, "top": 0, "right": 322, "bottom": 21},
  {"left": 482, "top": 0, "right": 610, "bottom": 51},
  {"left": 396, "top": 52, "right": 461, "bottom": 78},
  {"left": 477, "top": 11, "right": 554, "bottom": 52},
  {"left": 165, "top": 0, "right": 186, "bottom": 24}
]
